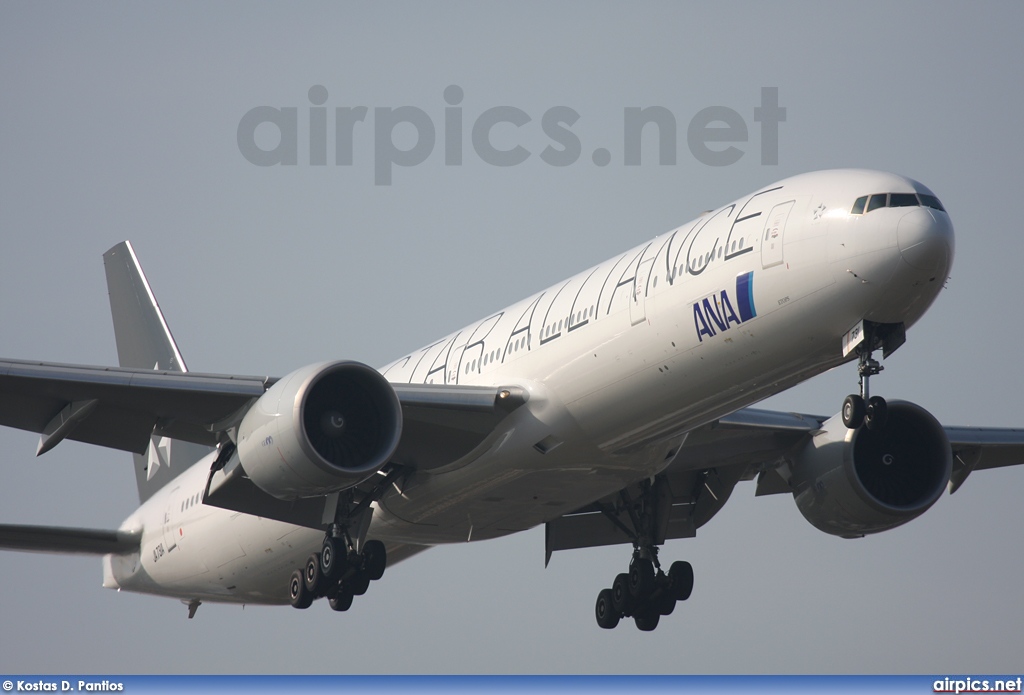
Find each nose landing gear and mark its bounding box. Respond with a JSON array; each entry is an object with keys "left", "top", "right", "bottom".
[
  {"left": 843, "top": 353, "right": 888, "bottom": 430},
  {"left": 841, "top": 322, "right": 904, "bottom": 430}
]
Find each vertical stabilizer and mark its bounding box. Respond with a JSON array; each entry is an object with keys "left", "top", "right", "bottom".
[{"left": 103, "top": 242, "right": 211, "bottom": 503}]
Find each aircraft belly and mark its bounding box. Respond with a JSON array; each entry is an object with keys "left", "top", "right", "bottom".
[
  {"left": 374, "top": 418, "right": 657, "bottom": 545},
  {"left": 117, "top": 490, "right": 321, "bottom": 604}
]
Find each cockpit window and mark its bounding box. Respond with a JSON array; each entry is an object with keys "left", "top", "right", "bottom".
[
  {"left": 866, "top": 193, "right": 888, "bottom": 212},
  {"left": 918, "top": 193, "right": 945, "bottom": 212},
  {"left": 849, "top": 191, "right": 946, "bottom": 215}
]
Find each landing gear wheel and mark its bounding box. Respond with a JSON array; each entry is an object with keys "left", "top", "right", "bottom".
[
  {"left": 595, "top": 588, "right": 620, "bottom": 629},
  {"left": 289, "top": 569, "right": 313, "bottom": 609},
  {"left": 363, "top": 540, "right": 387, "bottom": 581},
  {"left": 842, "top": 394, "right": 865, "bottom": 429},
  {"left": 321, "top": 537, "right": 343, "bottom": 580},
  {"left": 634, "top": 610, "right": 660, "bottom": 632},
  {"left": 628, "top": 558, "right": 655, "bottom": 598},
  {"left": 668, "top": 560, "right": 694, "bottom": 601},
  {"left": 328, "top": 586, "right": 354, "bottom": 612},
  {"left": 656, "top": 592, "right": 676, "bottom": 616},
  {"left": 864, "top": 396, "right": 888, "bottom": 430},
  {"left": 350, "top": 570, "right": 371, "bottom": 596},
  {"left": 304, "top": 553, "right": 324, "bottom": 595},
  {"left": 611, "top": 573, "right": 632, "bottom": 615}
]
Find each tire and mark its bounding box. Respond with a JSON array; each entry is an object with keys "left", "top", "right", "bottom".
[
  {"left": 634, "top": 610, "right": 660, "bottom": 632},
  {"left": 304, "top": 553, "right": 323, "bottom": 595},
  {"left": 842, "top": 394, "right": 865, "bottom": 429},
  {"left": 350, "top": 570, "right": 371, "bottom": 596},
  {"left": 865, "top": 396, "right": 888, "bottom": 430},
  {"left": 668, "top": 560, "right": 694, "bottom": 601},
  {"left": 595, "top": 588, "right": 620, "bottom": 629},
  {"left": 611, "top": 573, "right": 633, "bottom": 615},
  {"left": 289, "top": 569, "right": 313, "bottom": 609},
  {"left": 328, "top": 587, "right": 354, "bottom": 612},
  {"left": 656, "top": 592, "right": 676, "bottom": 616},
  {"left": 363, "top": 540, "right": 387, "bottom": 581},
  {"left": 628, "top": 558, "right": 655, "bottom": 598},
  {"left": 321, "top": 537, "right": 343, "bottom": 580}
]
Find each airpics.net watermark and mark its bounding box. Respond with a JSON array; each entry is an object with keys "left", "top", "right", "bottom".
[{"left": 237, "top": 85, "right": 786, "bottom": 185}]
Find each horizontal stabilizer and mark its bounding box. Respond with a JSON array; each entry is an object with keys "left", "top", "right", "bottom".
[{"left": 0, "top": 524, "right": 141, "bottom": 555}]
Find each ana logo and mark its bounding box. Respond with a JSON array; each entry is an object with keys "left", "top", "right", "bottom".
[{"left": 693, "top": 272, "right": 756, "bottom": 342}]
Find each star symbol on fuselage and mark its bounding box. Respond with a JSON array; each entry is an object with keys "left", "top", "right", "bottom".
[{"left": 813, "top": 203, "right": 827, "bottom": 220}]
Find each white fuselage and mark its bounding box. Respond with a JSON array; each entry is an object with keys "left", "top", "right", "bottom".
[{"left": 105, "top": 169, "right": 954, "bottom": 605}]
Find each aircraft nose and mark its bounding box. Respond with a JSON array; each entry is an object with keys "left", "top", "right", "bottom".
[{"left": 897, "top": 206, "right": 954, "bottom": 275}]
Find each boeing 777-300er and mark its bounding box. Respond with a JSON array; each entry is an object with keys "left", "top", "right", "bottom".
[{"left": 1, "top": 169, "right": 1022, "bottom": 631}]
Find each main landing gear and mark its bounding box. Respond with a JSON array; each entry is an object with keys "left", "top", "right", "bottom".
[
  {"left": 595, "top": 549, "right": 694, "bottom": 632},
  {"left": 593, "top": 480, "right": 694, "bottom": 631},
  {"left": 289, "top": 535, "right": 387, "bottom": 612},
  {"left": 287, "top": 467, "right": 402, "bottom": 612}
]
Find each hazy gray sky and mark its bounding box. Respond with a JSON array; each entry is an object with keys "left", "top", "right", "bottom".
[{"left": 2, "top": 1, "right": 1023, "bottom": 674}]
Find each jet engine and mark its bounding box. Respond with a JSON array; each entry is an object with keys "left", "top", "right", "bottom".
[
  {"left": 236, "top": 361, "right": 402, "bottom": 500},
  {"left": 789, "top": 401, "right": 951, "bottom": 538}
]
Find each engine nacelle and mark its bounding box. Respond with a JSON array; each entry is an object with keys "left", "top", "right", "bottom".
[
  {"left": 237, "top": 361, "right": 402, "bottom": 500},
  {"left": 789, "top": 400, "right": 951, "bottom": 538}
]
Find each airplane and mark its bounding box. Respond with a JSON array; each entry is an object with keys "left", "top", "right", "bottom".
[{"left": 1, "top": 168, "right": 1022, "bottom": 632}]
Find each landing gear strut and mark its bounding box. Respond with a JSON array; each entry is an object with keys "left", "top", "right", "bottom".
[
  {"left": 841, "top": 323, "right": 892, "bottom": 431},
  {"left": 288, "top": 467, "right": 400, "bottom": 612},
  {"left": 593, "top": 480, "right": 694, "bottom": 631}
]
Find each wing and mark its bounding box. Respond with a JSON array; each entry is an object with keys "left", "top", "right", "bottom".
[
  {"left": 544, "top": 407, "right": 1024, "bottom": 561},
  {"left": 0, "top": 358, "right": 269, "bottom": 455},
  {"left": 0, "top": 357, "right": 525, "bottom": 465},
  {"left": 945, "top": 425, "right": 1024, "bottom": 493}
]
